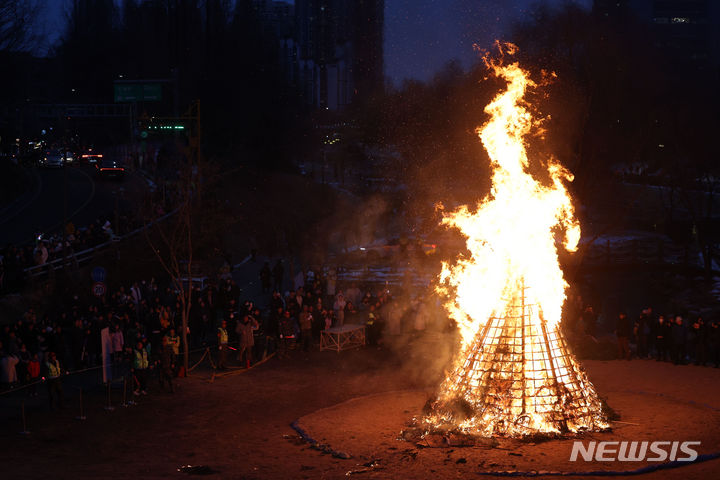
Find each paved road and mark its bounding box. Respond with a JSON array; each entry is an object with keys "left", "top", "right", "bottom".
[{"left": 0, "top": 165, "right": 147, "bottom": 246}]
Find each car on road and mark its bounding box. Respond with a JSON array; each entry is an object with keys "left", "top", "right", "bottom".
[
  {"left": 81, "top": 148, "right": 103, "bottom": 165},
  {"left": 39, "top": 149, "right": 64, "bottom": 168},
  {"left": 64, "top": 151, "right": 77, "bottom": 164},
  {"left": 95, "top": 157, "right": 126, "bottom": 178}
]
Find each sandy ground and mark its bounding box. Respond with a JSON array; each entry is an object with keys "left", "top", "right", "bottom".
[
  {"left": 1, "top": 344, "right": 719, "bottom": 479},
  {"left": 298, "top": 368, "right": 720, "bottom": 479}
]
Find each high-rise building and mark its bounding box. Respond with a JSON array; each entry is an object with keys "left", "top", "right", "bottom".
[
  {"left": 253, "top": 0, "right": 295, "bottom": 38},
  {"left": 593, "top": 0, "right": 720, "bottom": 68},
  {"left": 294, "top": 0, "right": 384, "bottom": 111},
  {"left": 651, "top": 0, "right": 715, "bottom": 66},
  {"left": 353, "top": 0, "right": 385, "bottom": 103}
]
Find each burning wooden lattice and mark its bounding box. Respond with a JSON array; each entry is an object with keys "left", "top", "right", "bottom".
[{"left": 426, "top": 283, "right": 608, "bottom": 437}]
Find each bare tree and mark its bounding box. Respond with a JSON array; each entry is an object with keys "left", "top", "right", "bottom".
[
  {"left": 145, "top": 166, "right": 194, "bottom": 374},
  {"left": 0, "top": 0, "right": 41, "bottom": 53}
]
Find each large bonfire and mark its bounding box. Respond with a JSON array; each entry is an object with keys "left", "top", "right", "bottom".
[{"left": 425, "top": 44, "right": 608, "bottom": 438}]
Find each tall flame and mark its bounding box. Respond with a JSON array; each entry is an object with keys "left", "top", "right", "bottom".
[
  {"left": 437, "top": 48, "right": 579, "bottom": 349},
  {"left": 429, "top": 44, "right": 607, "bottom": 437}
]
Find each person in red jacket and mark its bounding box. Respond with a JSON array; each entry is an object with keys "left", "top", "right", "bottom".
[{"left": 27, "top": 353, "right": 41, "bottom": 397}]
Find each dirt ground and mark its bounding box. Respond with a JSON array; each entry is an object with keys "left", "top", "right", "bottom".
[{"left": 1, "top": 342, "right": 719, "bottom": 480}]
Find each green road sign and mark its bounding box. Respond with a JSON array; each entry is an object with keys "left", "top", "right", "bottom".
[{"left": 114, "top": 83, "right": 162, "bottom": 102}]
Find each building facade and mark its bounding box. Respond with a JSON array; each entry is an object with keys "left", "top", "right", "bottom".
[
  {"left": 293, "top": 0, "right": 384, "bottom": 111},
  {"left": 594, "top": 0, "right": 720, "bottom": 68}
]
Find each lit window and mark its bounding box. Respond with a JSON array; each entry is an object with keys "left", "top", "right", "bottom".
[{"left": 671, "top": 17, "right": 690, "bottom": 24}]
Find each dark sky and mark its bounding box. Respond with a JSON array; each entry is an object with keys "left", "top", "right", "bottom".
[
  {"left": 384, "top": 0, "right": 592, "bottom": 84},
  {"left": 39, "top": 0, "right": 592, "bottom": 83}
]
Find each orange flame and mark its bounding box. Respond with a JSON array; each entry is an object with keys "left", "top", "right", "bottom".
[
  {"left": 437, "top": 44, "right": 579, "bottom": 349},
  {"left": 430, "top": 44, "right": 606, "bottom": 437}
]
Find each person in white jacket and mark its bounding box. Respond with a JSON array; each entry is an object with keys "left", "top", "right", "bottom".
[
  {"left": 333, "top": 292, "right": 347, "bottom": 327},
  {"left": 0, "top": 352, "right": 19, "bottom": 385}
]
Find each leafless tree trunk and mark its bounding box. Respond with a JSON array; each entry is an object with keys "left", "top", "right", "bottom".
[{"left": 145, "top": 163, "right": 196, "bottom": 373}]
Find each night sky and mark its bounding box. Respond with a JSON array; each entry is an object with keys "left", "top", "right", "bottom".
[
  {"left": 384, "top": 0, "right": 592, "bottom": 84},
  {"left": 39, "top": 0, "right": 592, "bottom": 83}
]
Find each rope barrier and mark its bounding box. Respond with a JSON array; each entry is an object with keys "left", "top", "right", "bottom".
[
  {"left": 287, "top": 385, "right": 720, "bottom": 475},
  {"left": 289, "top": 418, "right": 720, "bottom": 476},
  {"left": 210, "top": 351, "right": 276, "bottom": 379},
  {"left": 290, "top": 419, "right": 352, "bottom": 459},
  {"left": 0, "top": 362, "right": 114, "bottom": 397},
  {"left": 0, "top": 342, "right": 233, "bottom": 396},
  {"left": 0, "top": 378, "right": 46, "bottom": 396},
  {"left": 187, "top": 340, "right": 254, "bottom": 373},
  {"left": 188, "top": 348, "right": 210, "bottom": 372}
]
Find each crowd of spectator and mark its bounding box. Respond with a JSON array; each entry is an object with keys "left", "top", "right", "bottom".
[
  {"left": 0, "top": 215, "right": 145, "bottom": 294},
  {"left": 0, "top": 258, "right": 442, "bottom": 405},
  {"left": 218, "top": 261, "right": 433, "bottom": 364},
  {"left": 565, "top": 298, "right": 720, "bottom": 366},
  {"left": 6, "top": 250, "right": 720, "bottom": 415},
  {"left": 0, "top": 273, "right": 212, "bottom": 400}
]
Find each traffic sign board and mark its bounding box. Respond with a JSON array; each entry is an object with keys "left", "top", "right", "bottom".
[
  {"left": 92, "top": 282, "right": 106, "bottom": 297},
  {"left": 91, "top": 266, "right": 106, "bottom": 282},
  {"left": 114, "top": 83, "right": 162, "bottom": 102}
]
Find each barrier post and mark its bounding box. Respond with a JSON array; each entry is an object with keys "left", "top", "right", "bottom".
[
  {"left": 122, "top": 376, "right": 136, "bottom": 407},
  {"left": 19, "top": 402, "right": 30, "bottom": 435},
  {"left": 120, "top": 376, "right": 128, "bottom": 407},
  {"left": 104, "top": 382, "right": 115, "bottom": 412},
  {"left": 76, "top": 387, "right": 87, "bottom": 420}
]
